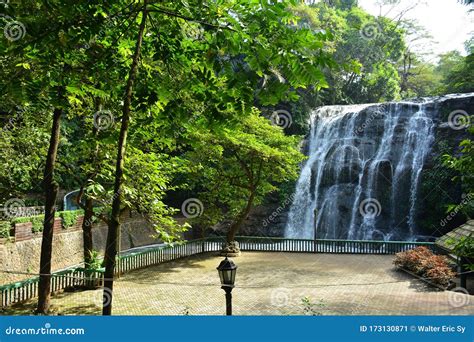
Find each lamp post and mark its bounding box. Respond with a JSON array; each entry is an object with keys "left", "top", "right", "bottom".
[{"left": 217, "top": 257, "right": 237, "bottom": 316}]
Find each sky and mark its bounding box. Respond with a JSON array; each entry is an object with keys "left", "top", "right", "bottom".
[{"left": 358, "top": 0, "right": 473, "bottom": 60}]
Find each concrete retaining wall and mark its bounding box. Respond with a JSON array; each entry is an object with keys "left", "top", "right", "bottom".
[{"left": 0, "top": 212, "right": 160, "bottom": 285}]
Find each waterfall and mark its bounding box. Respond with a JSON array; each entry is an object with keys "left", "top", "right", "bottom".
[{"left": 285, "top": 101, "right": 438, "bottom": 241}]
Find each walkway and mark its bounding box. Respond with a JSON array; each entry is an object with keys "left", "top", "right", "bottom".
[{"left": 2, "top": 252, "right": 472, "bottom": 315}]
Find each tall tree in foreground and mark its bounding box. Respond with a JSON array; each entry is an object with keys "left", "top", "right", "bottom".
[
  {"left": 1, "top": 0, "right": 122, "bottom": 313},
  {"left": 36, "top": 103, "right": 63, "bottom": 313},
  {"left": 102, "top": 1, "right": 149, "bottom": 316}
]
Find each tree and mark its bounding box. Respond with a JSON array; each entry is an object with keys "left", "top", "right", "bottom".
[
  {"left": 440, "top": 53, "right": 474, "bottom": 94},
  {"left": 185, "top": 110, "right": 304, "bottom": 253},
  {"left": 443, "top": 125, "right": 474, "bottom": 214}
]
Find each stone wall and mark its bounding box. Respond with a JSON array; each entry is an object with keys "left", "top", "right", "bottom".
[{"left": 0, "top": 212, "right": 160, "bottom": 285}]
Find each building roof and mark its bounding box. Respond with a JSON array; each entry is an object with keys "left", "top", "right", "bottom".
[{"left": 436, "top": 220, "right": 474, "bottom": 252}]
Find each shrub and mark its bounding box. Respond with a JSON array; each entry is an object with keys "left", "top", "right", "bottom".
[
  {"left": 394, "top": 247, "right": 456, "bottom": 288},
  {"left": 0, "top": 221, "right": 12, "bottom": 238},
  {"left": 12, "top": 215, "right": 44, "bottom": 233},
  {"left": 447, "top": 234, "right": 474, "bottom": 271},
  {"left": 57, "top": 209, "right": 84, "bottom": 229},
  {"left": 87, "top": 250, "right": 103, "bottom": 270}
]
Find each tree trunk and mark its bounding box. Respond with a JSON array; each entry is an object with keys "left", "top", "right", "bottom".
[
  {"left": 82, "top": 198, "right": 94, "bottom": 268},
  {"left": 226, "top": 190, "right": 256, "bottom": 243},
  {"left": 82, "top": 97, "right": 102, "bottom": 268},
  {"left": 102, "top": 2, "right": 148, "bottom": 316},
  {"left": 36, "top": 107, "right": 62, "bottom": 314}
]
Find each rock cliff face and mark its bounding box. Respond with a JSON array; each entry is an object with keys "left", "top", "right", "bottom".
[
  {"left": 211, "top": 94, "right": 473, "bottom": 240},
  {"left": 224, "top": 94, "right": 472, "bottom": 240},
  {"left": 283, "top": 93, "right": 474, "bottom": 241}
]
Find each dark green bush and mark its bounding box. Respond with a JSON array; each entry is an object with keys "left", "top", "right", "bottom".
[
  {"left": 0, "top": 221, "right": 12, "bottom": 238},
  {"left": 57, "top": 209, "right": 84, "bottom": 229},
  {"left": 12, "top": 215, "right": 44, "bottom": 233}
]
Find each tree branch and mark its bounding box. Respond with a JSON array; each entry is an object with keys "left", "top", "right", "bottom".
[{"left": 147, "top": 5, "right": 236, "bottom": 32}]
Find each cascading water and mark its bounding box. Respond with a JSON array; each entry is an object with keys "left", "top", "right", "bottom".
[{"left": 285, "top": 100, "right": 440, "bottom": 241}]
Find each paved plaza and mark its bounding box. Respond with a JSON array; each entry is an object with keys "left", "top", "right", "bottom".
[{"left": 3, "top": 252, "right": 472, "bottom": 315}]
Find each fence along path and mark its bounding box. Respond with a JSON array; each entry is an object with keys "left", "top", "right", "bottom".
[{"left": 0, "top": 236, "right": 434, "bottom": 308}]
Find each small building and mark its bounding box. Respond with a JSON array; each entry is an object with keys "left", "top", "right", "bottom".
[{"left": 436, "top": 220, "right": 474, "bottom": 290}]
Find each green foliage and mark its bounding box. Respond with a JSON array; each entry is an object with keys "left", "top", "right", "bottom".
[
  {"left": 418, "top": 140, "right": 463, "bottom": 233},
  {"left": 447, "top": 234, "right": 474, "bottom": 258},
  {"left": 0, "top": 221, "right": 11, "bottom": 238},
  {"left": 286, "top": 1, "right": 408, "bottom": 130},
  {"left": 57, "top": 209, "right": 84, "bottom": 229},
  {"left": 11, "top": 215, "right": 44, "bottom": 233},
  {"left": 0, "top": 0, "right": 332, "bottom": 245},
  {"left": 184, "top": 109, "right": 305, "bottom": 233},
  {"left": 301, "top": 296, "right": 325, "bottom": 316},
  {"left": 86, "top": 250, "right": 103, "bottom": 271},
  {"left": 443, "top": 125, "right": 474, "bottom": 213},
  {"left": 441, "top": 53, "right": 474, "bottom": 94},
  {"left": 446, "top": 235, "right": 474, "bottom": 271}
]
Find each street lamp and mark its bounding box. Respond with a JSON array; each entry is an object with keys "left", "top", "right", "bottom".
[{"left": 217, "top": 257, "right": 237, "bottom": 316}]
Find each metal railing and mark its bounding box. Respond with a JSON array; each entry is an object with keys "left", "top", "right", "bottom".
[{"left": 0, "top": 236, "right": 434, "bottom": 308}]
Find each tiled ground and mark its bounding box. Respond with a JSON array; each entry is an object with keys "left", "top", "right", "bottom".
[{"left": 3, "top": 252, "right": 473, "bottom": 315}]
